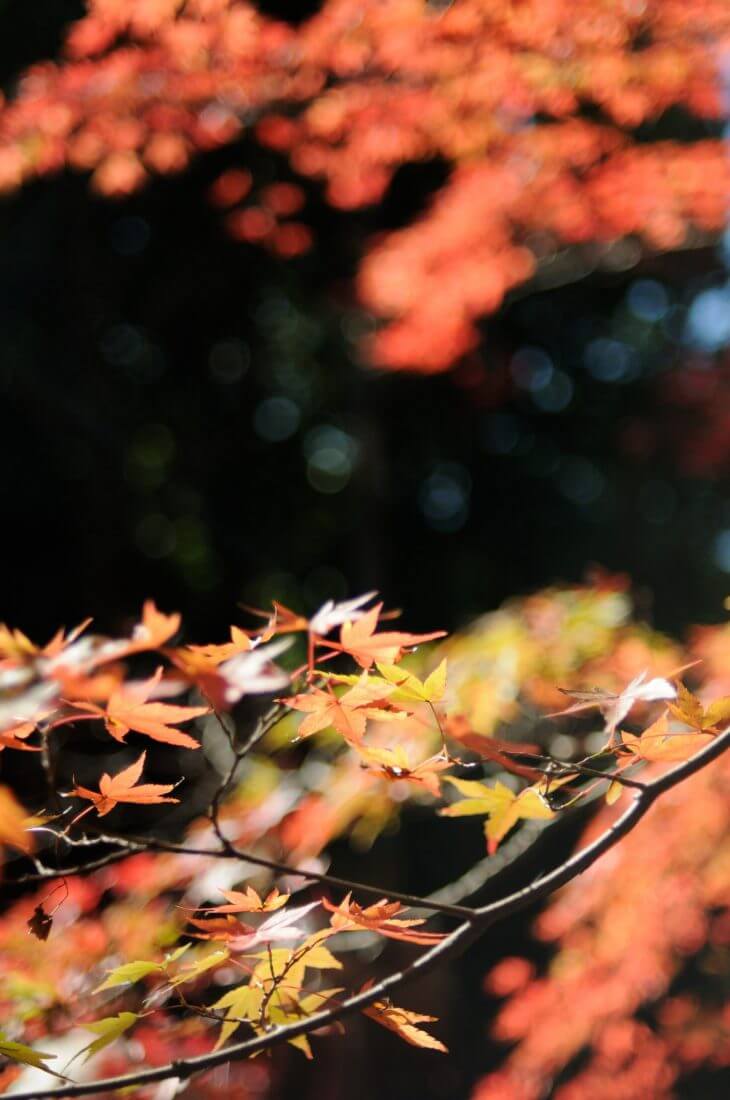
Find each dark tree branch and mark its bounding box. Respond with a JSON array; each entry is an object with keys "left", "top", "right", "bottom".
[
  {"left": 17, "top": 846, "right": 139, "bottom": 884},
  {"left": 207, "top": 702, "right": 283, "bottom": 835},
  {"left": 9, "top": 727, "right": 728, "bottom": 1100},
  {"left": 21, "top": 825, "right": 475, "bottom": 919}
]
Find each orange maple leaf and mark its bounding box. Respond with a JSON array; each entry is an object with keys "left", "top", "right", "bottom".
[
  {"left": 69, "top": 667, "right": 208, "bottom": 748},
  {"left": 172, "top": 626, "right": 252, "bottom": 673},
  {"left": 621, "top": 711, "right": 715, "bottom": 763},
  {"left": 322, "top": 893, "right": 446, "bottom": 945},
  {"left": 336, "top": 604, "right": 445, "bottom": 669},
  {"left": 251, "top": 600, "right": 310, "bottom": 642},
  {"left": 128, "top": 600, "right": 181, "bottom": 652},
  {"left": 282, "top": 676, "right": 403, "bottom": 744},
  {"left": 195, "top": 887, "right": 290, "bottom": 914},
  {"left": 66, "top": 751, "right": 180, "bottom": 818},
  {"left": 186, "top": 914, "right": 253, "bottom": 941},
  {"left": 0, "top": 721, "right": 40, "bottom": 752},
  {"left": 0, "top": 619, "right": 91, "bottom": 661},
  {"left": 363, "top": 996, "right": 447, "bottom": 1052},
  {"left": 54, "top": 666, "right": 126, "bottom": 704}
]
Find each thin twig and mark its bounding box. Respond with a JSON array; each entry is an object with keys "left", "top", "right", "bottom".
[
  {"left": 24, "top": 824, "right": 475, "bottom": 919},
  {"left": 208, "top": 703, "right": 283, "bottom": 848},
  {"left": 10, "top": 727, "right": 728, "bottom": 1100},
  {"left": 15, "top": 846, "right": 140, "bottom": 884}
]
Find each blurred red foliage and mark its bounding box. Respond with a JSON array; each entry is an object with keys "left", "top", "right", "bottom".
[{"left": 0, "top": 1, "right": 728, "bottom": 371}]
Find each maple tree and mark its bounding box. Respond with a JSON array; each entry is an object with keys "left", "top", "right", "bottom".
[
  {"left": 0, "top": 1, "right": 727, "bottom": 374},
  {"left": 0, "top": 584, "right": 728, "bottom": 1098}
]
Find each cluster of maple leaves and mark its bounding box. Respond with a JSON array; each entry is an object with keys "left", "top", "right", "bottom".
[
  {"left": 443, "top": 586, "right": 730, "bottom": 1099},
  {"left": 0, "top": 1, "right": 728, "bottom": 372},
  {"left": 0, "top": 582, "right": 727, "bottom": 1092}
]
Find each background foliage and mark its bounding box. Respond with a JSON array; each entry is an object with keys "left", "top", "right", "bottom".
[{"left": 0, "top": 1, "right": 729, "bottom": 642}]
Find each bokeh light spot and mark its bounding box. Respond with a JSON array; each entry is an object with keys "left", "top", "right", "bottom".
[
  {"left": 254, "top": 396, "right": 301, "bottom": 442},
  {"left": 626, "top": 279, "right": 669, "bottom": 323},
  {"left": 419, "top": 462, "right": 471, "bottom": 532},
  {"left": 208, "top": 339, "right": 250, "bottom": 383}
]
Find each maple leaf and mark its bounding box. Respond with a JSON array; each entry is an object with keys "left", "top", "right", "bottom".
[
  {"left": 212, "top": 983, "right": 265, "bottom": 1048},
  {"left": 0, "top": 618, "right": 91, "bottom": 661},
  {"left": 250, "top": 933, "right": 342, "bottom": 985},
  {"left": 0, "top": 720, "right": 39, "bottom": 752},
  {"left": 70, "top": 667, "right": 208, "bottom": 748},
  {"left": 265, "top": 987, "right": 344, "bottom": 1060},
  {"left": 322, "top": 893, "right": 446, "bottom": 945},
  {"left": 0, "top": 624, "right": 39, "bottom": 659},
  {"left": 375, "top": 658, "right": 448, "bottom": 703},
  {"left": 39, "top": 619, "right": 94, "bottom": 659},
  {"left": 66, "top": 751, "right": 180, "bottom": 817},
  {"left": 172, "top": 626, "right": 252, "bottom": 673},
  {"left": 186, "top": 914, "right": 255, "bottom": 942},
  {"left": 192, "top": 901, "right": 322, "bottom": 954},
  {"left": 94, "top": 945, "right": 191, "bottom": 993},
  {"left": 228, "top": 901, "right": 323, "bottom": 952},
  {"left": 195, "top": 886, "right": 290, "bottom": 914},
  {"left": 553, "top": 669, "right": 677, "bottom": 739},
  {"left": 129, "top": 600, "right": 181, "bottom": 652},
  {"left": 246, "top": 596, "right": 380, "bottom": 671},
  {"left": 0, "top": 784, "right": 33, "bottom": 853},
  {"left": 363, "top": 997, "right": 447, "bottom": 1052},
  {"left": 166, "top": 949, "right": 230, "bottom": 988},
  {"left": 309, "top": 591, "right": 378, "bottom": 636},
  {"left": 212, "top": 936, "right": 341, "bottom": 1050},
  {"left": 53, "top": 665, "right": 126, "bottom": 705},
  {"left": 337, "top": 604, "right": 446, "bottom": 669},
  {"left": 357, "top": 745, "right": 451, "bottom": 797},
  {"left": 282, "top": 675, "right": 404, "bottom": 743},
  {"left": 86, "top": 602, "right": 181, "bottom": 666},
  {"left": 0, "top": 1033, "right": 66, "bottom": 1078},
  {"left": 440, "top": 776, "right": 554, "bottom": 853},
  {"left": 218, "top": 637, "right": 292, "bottom": 703},
  {"left": 244, "top": 600, "right": 310, "bottom": 642},
  {"left": 74, "top": 1012, "right": 138, "bottom": 1064},
  {"left": 668, "top": 682, "right": 730, "bottom": 732},
  {"left": 621, "top": 711, "right": 715, "bottom": 763}
]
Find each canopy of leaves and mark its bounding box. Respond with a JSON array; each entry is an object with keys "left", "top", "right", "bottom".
[{"left": 0, "top": 2, "right": 728, "bottom": 372}]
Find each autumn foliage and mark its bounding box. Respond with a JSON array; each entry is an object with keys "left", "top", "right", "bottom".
[
  {"left": 443, "top": 586, "right": 730, "bottom": 1098},
  {"left": 0, "top": 581, "right": 727, "bottom": 1097},
  {"left": 0, "top": 1, "right": 728, "bottom": 372},
  {"left": 0, "top": 10, "right": 729, "bottom": 1093}
]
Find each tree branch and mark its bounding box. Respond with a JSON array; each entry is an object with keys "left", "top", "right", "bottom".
[
  {"left": 207, "top": 702, "right": 283, "bottom": 836},
  {"left": 10, "top": 727, "right": 727, "bottom": 1100},
  {"left": 16, "top": 846, "right": 140, "bottom": 884},
  {"left": 475, "top": 726, "right": 730, "bottom": 923},
  {"left": 19, "top": 825, "right": 475, "bottom": 919}
]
